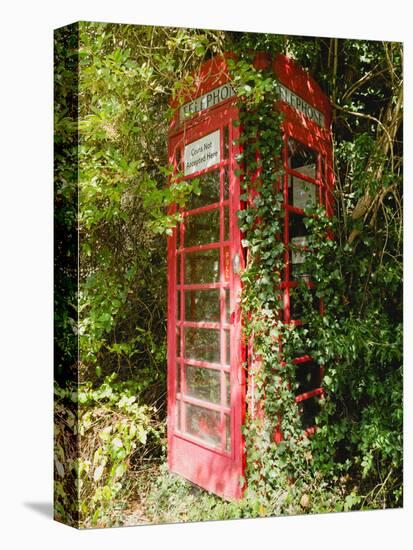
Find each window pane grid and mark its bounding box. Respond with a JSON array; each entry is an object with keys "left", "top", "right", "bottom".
[
  {"left": 280, "top": 134, "right": 326, "bottom": 434},
  {"left": 173, "top": 125, "right": 233, "bottom": 453}
]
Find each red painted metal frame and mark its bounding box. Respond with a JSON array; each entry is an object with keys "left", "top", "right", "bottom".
[
  {"left": 274, "top": 54, "right": 334, "bottom": 439},
  {"left": 167, "top": 58, "right": 245, "bottom": 500},
  {"left": 167, "top": 53, "right": 333, "bottom": 499}
]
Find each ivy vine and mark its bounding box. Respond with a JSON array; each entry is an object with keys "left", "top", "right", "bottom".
[{"left": 229, "top": 53, "right": 338, "bottom": 512}]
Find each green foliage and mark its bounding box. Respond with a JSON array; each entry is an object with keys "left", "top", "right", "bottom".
[
  {"left": 54, "top": 375, "right": 163, "bottom": 527},
  {"left": 227, "top": 35, "right": 403, "bottom": 514},
  {"left": 54, "top": 25, "right": 80, "bottom": 383},
  {"left": 75, "top": 23, "right": 227, "bottom": 378},
  {"left": 289, "top": 38, "right": 403, "bottom": 506},
  {"left": 228, "top": 48, "right": 334, "bottom": 513},
  {"left": 54, "top": 21, "right": 227, "bottom": 527},
  {"left": 145, "top": 464, "right": 346, "bottom": 522}
]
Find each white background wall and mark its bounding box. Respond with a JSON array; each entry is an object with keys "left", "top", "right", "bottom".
[{"left": 0, "top": 1, "right": 410, "bottom": 548}]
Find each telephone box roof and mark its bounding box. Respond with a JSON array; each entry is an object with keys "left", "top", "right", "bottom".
[{"left": 169, "top": 52, "right": 331, "bottom": 136}]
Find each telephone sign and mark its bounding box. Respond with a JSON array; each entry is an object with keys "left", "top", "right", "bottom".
[
  {"left": 276, "top": 81, "right": 325, "bottom": 127},
  {"left": 179, "top": 82, "right": 236, "bottom": 122}
]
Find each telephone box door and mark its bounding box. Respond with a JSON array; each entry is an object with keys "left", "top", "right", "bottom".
[{"left": 167, "top": 104, "right": 244, "bottom": 500}]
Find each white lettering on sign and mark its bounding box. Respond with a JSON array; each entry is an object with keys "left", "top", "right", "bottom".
[
  {"left": 276, "top": 82, "right": 325, "bottom": 127},
  {"left": 184, "top": 130, "right": 220, "bottom": 176},
  {"left": 179, "top": 83, "right": 236, "bottom": 123},
  {"left": 178, "top": 80, "right": 324, "bottom": 128}
]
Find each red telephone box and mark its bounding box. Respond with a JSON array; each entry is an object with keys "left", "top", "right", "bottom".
[{"left": 167, "top": 54, "right": 333, "bottom": 500}]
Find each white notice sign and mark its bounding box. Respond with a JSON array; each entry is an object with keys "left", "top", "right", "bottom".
[{"left": 184, "top": 130, "right": 220, "bottom": 176}]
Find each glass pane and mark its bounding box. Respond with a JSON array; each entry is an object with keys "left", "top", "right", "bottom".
[
  {"left": 288, "top": 138, "right": 317, "bottom": 178},
  {"left": 289, "top": 212, "right": 308, "bottom": 240},
  {"left": 299, "top": 396, "right": 320, "bottom": 430},
  {"left": 184, "top": 248, "right": 220, "bottom": 284},
  {"left": 186, "top": 170, "right": 220, "bottom": 210},
  {"left": 225, "top": 288, "right": 230, "bottom": 322},
  {"left": 225, "top": 371, "right": 230, "bottom": 406},
  {"left": 185, "top": 365, "right": 221, "bottom": 404},
  {"left": 223, "top": 126, "right": 229, "bottom": 159},
  {"left": 224, "top": 206, "right": 229, "bottom": 241},
  {"left": 223, "top": 166, "right": 229, "bottom": 200},
  {"left": 184, "top": 289, "right": 220, "bottom": 322},
  {"left": 289, "top": 287, "right": 301, "bottom": 321},
  {"left": 184, "top": 208, "right": 220, "bottom": 248},
  {"left": 290, "top": 288, "right": 319, "bottom": 321},
  {"left": 225, "top": 414, "right": 231, "bottom": 451},
  {"left": 288, "top": 176, "right": 317, "bottom": 209},
  {"left": 225, "top": 330, "right": 230, "bottom": 366},
  {"left": 290, "top": 259, "right": 310, "bottom": 281},
  {"left": 185, "top": 403, "right": 221, "bottom": 447},
  {"left": 295, "top": 361, "right": 320, "bottom": 396},
  {"left": 291, "top": 328, "right": 316, "bottom": 358},
  {"left": 290, "top": 236, "right": 310, "bottom": 281},
  {"left": 185, "top": 327, "right": 220, "bottom": 363}
]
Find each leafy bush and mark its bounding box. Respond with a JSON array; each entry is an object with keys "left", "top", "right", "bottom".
[{"left": 54, "top": 375, "right": 164, "bottom": 527}]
